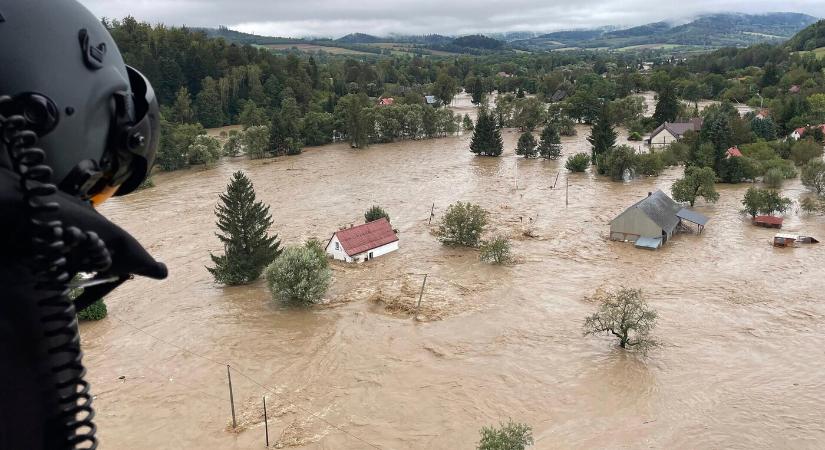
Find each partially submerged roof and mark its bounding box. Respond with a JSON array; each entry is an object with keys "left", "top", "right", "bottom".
[
  {"left": 635, "top": 236, "right": 662, "bottom": 250},
  {"left": 649, "top": 119, "right": 703, "bottom": 139},
  {"left": 333, "top": 218, "right": 398, "bottom": 256},
  {"left": 754, "top": 215, "right": 783, "bottom": 225},
  {"left": 614, "top": 190, "right": 682, "bottom": 234},
  {"left": 676, "top": 208, "right": 709, "bottom": 226}
]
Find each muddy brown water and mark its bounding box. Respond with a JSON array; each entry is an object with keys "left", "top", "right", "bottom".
[{"left": 87, "top": 96, "right": 824, "bottom": 449}]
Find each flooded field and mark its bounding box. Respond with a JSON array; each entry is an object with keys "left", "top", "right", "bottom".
[{"left": 87, "top": 97, "right": 824, "bottom": 449}]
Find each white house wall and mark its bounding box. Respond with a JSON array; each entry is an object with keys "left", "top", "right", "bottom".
[
  {"left": 325, "top": 236, "right": 399, "bottom": 263},
  {"left": 649, "top": 129, "right": 679, "bottom": 147},
  {"left": 325, "top": 235, "right": 353, "bottom": 262},
  {"left": 352, "top": 241, "right": 399, "bottom": 262}
]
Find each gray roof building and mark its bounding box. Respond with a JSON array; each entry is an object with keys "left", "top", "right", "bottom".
[{"left": 610, "top": 190, "right": 684, "bottom": 246}]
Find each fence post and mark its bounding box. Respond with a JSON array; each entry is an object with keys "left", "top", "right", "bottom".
[
  {"left": 415, "top": 274, "right": 428, "bottom": 317},
  {"left": 227, "top": 365, "right": 236, "bottom": 429},
  {"left": 428, "top": 203, "right": 435, "bottom": 224},
  {"left": 263, "top": 396, "right": 269, "bottom": 447}
]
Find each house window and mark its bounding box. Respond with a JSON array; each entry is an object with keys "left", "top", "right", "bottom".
[{"left": 335, "top": 242, "right": 339, "bottom": 250}]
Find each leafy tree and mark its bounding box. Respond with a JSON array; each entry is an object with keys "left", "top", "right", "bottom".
[
  {"left": 157, "top": 121, "right": 205, "bottom": 171},
  {"left": 587, "top": 105, "right": 616, "bottom": 164},
  {"left": 790, "top": 139, "right": 824, "bottom": 166},
  {"left": 719, "top": 156, "right": 757, "bottom": 183},
  {"left": 187, "top": 134, "right": 222, "bottom": 166},
  {"left": 437, "top": 202, "right": 487, "bottom": 247},
  {"left": 801, "top": 159, "right": 825, "bottom": 194},
  {"left": 238, "top": 100, "right": 269, "bottom": 129},
  {"left": 301, "top": 111, "right": 335, "bottom": 146},
  {"left": 195, "top": 77, "right": 225, "bottom": 128},
  {"left": 537, "top": 125, "right": 562, "bottom": 159},
  {"left": 208, "top": 171, "right": 281, "bottom": 285},
  {"left": 653, "top": 82, "right": 679, "bottom": 124},
  {"left": 763, "top": 167, "right": 785, "bottom": 189},
  {"left": 243, "top": 125, "right": 270, "bottom": 159},
  {"left": 223, "top": 131, "right": 243, "bottom": 157},
  {"left": 671, "top": 166, "right": 719, "bottom": 207},
  {"left": 462, "top": 114, "right": 474, "bottom": 132},
  {"left": 434, "top": 72, "right": 459, "bottom": 106},
  {"left": 636, "top": 152, "right": 664, "bottom": 176},
  {"left": 264, "top": 239, "right": 331, "bottom": 305},
  {"left": 477, "top": 420, "right": 533, "bottom": 450},
  {"left": 479, "top": 236, "right": 512, "bottom": 264},
  {"left": 269, "top": 110, "right": 303, "bottom": 156},
  {"left": 365, "top": 205, "right": 390, "bottom": 223},
  {"left": 565, "top": 153, "right": 590, "bottom": 172},
  {"left": 742, "top": 187, "right": 791, "bottom": 218},
  {"left": 599, "top": 145, "right": 637, "bottom": 181},
  {"left": 807, "top": 93, "right": 825, "bottom": 123},
  {"left": 335, "top": 93, "right": 372, "bottom": 148},
  {"left": 515, "top": 132, "right": 537, "bottom": 158},
  {"left": 584, "top": 287, "right": 657, "bottom": 351},
  {"left": 470, "top": 109, "right": 503, "bottom": 157},
  {"left": 169, "top": 87, "right": 195, "bottom": 124},
  {"left": 513, "top": 97, "right": 544, "bottom": 131}
]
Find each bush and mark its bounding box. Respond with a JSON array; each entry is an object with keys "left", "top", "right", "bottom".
[
  {"left": 187, "top": 135, "right": 222, "bottom": 166},
  {"left": 77, "top": 299, "right": 108, "bottom": 321},
  {"left": 636, "top": 152, "right": 664, "bottom": 176},
  {"left": 600, "top": 145, "right": 637, "bottom": 181},
  {"left": 763, "top": 167, "right": 784, "bottom": 189},
  {"left": 758, "top": 158, "right": 797, "bottom": 179},
  {"left": 437, "top": 202, "right": 487, "bottom": 247},
  {"left": 664, "top": 142, "right": 690, "bottom": 164},
  {"left": 223, "top": 132, "right": 243, "bottom": 157},
  {"left": 565, "top": 152, "right": 590, "bottom": 172},
  {"left": 790, "top": 139, "right": 823, "bottom": 166},
  {"left": 137, "top": 176, "right": 155, "bottom": 190},
  {"left": 243, "top": 125, "right": 270, "bottom": 159},
  {"left": 801, "top": 159, "right": 825, "bottom": 194},
  {"left": 628, "top": 131, "right": 643, "bottom": 141},
  {"left": 264, "top": 240, "right": 332, "bottom": 305},
  {"left": 478, "top": 420, "right": 533, "bottom": 450},
  {"left": 479, "top": 236, "right": 512, "bottom": 264},
  {"left": 365, "top": 205, "right": 390, "bottom": 223}
]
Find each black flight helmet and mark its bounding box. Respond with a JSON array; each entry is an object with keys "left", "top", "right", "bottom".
[{"left": 0, "top": 0, "right": 159, "bottom": 203}]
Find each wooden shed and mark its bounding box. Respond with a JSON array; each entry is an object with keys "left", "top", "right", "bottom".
[{"left": 754, "top": 216, "right": 783, "bottom": 229}]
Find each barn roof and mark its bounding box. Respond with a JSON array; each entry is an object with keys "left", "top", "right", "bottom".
[
  {"left": 333, "top": 218, "right": 398, "bottom": 256},
  {"left": 754, "top": 215, "right": 783, "bottom": 225},
  {"left": 676, "top": 208, "right": 709, "bottom": 226},
  {"left": 615, "top": 190, "right": 682, "bottom": 234}
]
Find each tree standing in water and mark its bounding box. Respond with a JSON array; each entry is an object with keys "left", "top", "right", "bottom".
[
  {"left": 208, "top": 171, "right": 282, "bottom": 285},
  {"left": 587, "top": 105, "right": 616, "bottom": 164},
  {"left": 537, "top": 125, "right": 562, "bottom": 159},
  {"left": 515, "top": 131, "right": 538, "bottom": 158},
  {"left": 584, "top": 287, "right": 658, "bottom": 351},
  {"left": 470, "top": 108, "right": 503, "bottom": 156}
]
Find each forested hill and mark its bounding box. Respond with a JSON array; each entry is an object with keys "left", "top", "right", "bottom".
[
  {"left": 785, "top": 19, "right": 825, "bottom": 51},
  {"left": 515, "top": 13, "right": 819, "bottom": 50},
  {"left": 199, "top": 26, "right": 307, "bottom": 45}
]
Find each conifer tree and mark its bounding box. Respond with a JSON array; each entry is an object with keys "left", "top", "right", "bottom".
[
  {"left": 470, "top": 108, "right": 503, "bottom": 156},
  {"left": 471, "top": 78, "right": 485, "bottom": 105},
  {"left": 208, "top": 171, "right": 281, "bottom": 285},
  {"left": 653, "top": 82, "right": 679, "bottom": 124},
  {"left": 587, "top": 105, "right": 616, "bottom": 163},
  {"left": 462, "top": 114, "right": 474, "bottom": 132},
  {"left": 537, "top": 125, "right": 562, "bottom": 159},
  {"left": 515, "top": 131, "right": 538, "bottom": 158}
]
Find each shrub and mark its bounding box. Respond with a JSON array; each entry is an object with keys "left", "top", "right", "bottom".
[
  {"left": 137, "top": 176, "right": 155, "bottom": 190},
  {"left": 187, "top": 135, "right": 222, "bottom": 166},
  {"left": 801, "top": 159, "right": 825, "bottom": 194},
  {"left": 437, "top": 202, "right": 487, "bottom": 247},
  {"left": 565, "top": 152, "right": 590, "bottom": 172},
  {"left": 600, "top": 145, "right": 637, "bottom": 181},
  {"left": 478, "top": 420, "right": 533, "bottom": 450},
  {"left": 242, "top": 125, "right": 270, "bottom": 159},
  {"left": 77, "top": 299, "right": 108, "bottom": 321},
  {"left": 628, "top": 131, "right": 643, "bottom": 141},
  {"left": 763, "top": 167, "right": 784, "bottom": 189},
  {"left": 265, "top": 240, "right": 332, "bottom": 305},
  {"left": 479, "top": 236, "right": 512, "bottom": 264},
  {"left": 790, "top": 139, "right": 823, "bottom": 166},
  {"left": 223, "top": 132, "right": 243, "bottom": 157},
  {"left": 365, "top": 205, "right": 390, "bottom": 223},
  {"left": 636, "top": 152, "right": 664, "bottom": 176}
]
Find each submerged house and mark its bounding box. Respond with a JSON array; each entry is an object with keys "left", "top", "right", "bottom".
[
  {"left": 610, "top": 190, "right": 709, "bottom": 249},
  {"left": 325, "top": 218, "right": 399, "bottom": 263},
  {"left": 646, "top": 119, "right": 703, "bottom": 147}
]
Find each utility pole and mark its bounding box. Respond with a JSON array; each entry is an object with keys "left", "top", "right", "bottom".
[
  {"left": 263, "top": 396, "right": 269, "bottom": 447},
  {"left": 565, "top": 177, "right": 569, "bottom": 207},
  {"left": 415, "top": 274, "right": 428, "bottom": 318},
  {"left": 227, "top": 365, "right": 236, "bottom": 429}
]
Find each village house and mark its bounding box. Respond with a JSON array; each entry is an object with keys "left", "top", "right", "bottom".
[
  {"left": 610, "top": 190, "right": 709, "bottom": 250},
  {"left": 646, "top": 118, "right": 703, "bottom": 148},
  {"left": 790, "top": 124, "right": 825, "bottom": 140},
  {"left": 754, "top": 109, "right": 770, "bottom": 120},
  {"left": 378, "top": 97, "right": 394, "bottom": 106},
  {"left": 325, "top": 218, "right": 399, "bottom": 263},
  {"left": 726, "top": 146, "right": 743, "bottom": 158}
]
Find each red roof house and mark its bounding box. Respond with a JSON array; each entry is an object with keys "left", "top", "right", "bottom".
[
  {"left": 325, "top": 218, "right": 399, "bottom": 263},
  {"left": 378, "top": 97, "right": 395, "bottom": 106},
  {"left": 726, "top": 146, "right": 743, "bottom": 158}
]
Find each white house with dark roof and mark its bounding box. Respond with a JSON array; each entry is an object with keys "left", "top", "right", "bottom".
[
  {"left": 610, "top": 190, "right": 708, "bottom": 249},
  {"left": 325, "top": 218, "right": 399, "bottom": 263},
  {"left": 646, "top": 118, "right": 703, "bottom": 148}
]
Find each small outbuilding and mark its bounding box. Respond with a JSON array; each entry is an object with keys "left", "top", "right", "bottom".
[
  {"left": 610, "top": 190, "right": 709, "bottom": 246},
  {"left": 753, "top": 215, "right": 783, "bottom": 228},
  {"left": 774, "top": 233, "right": 819, "bottom": 247},
  {"left": 325, "top": 218, "right": 399, "bottom": 263}
]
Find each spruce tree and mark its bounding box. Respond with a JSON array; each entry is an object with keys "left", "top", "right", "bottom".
[
  {"left": 470, "top": 109, "right": 503, "bottom": 156},
  {"left": 537, "top": 125, "right": 562, "bottom": 159},
  {"left": 471, "top": 78, "right": 485, "bottom": 105},
  {"left": 653, "top": 82, "right": 679, "bottom": 124},
  {"left": 515, "top": 131, "right": 538, "bottom": 158},
  {"left": 208, "top": 171, "right": 281, "bottom": 285},
  {"left": 587, "top": 105, "right": 617, "bottom": 164}
]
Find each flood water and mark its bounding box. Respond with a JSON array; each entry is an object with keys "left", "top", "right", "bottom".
[{"left": 87, "top": 94, "right": 825, "bottom": 449}]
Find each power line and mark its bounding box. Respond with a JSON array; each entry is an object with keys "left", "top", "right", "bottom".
[{"left": 109, "top": 315, "right": 382, "bottom": 449}]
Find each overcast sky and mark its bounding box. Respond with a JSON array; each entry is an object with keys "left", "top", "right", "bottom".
[{"left": 79, "top": 0, "right": 822, "bottom": 38}]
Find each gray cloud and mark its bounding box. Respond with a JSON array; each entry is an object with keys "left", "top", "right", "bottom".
[{"left": 79, "top": 0, "right": 823, "bottom": 38}]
